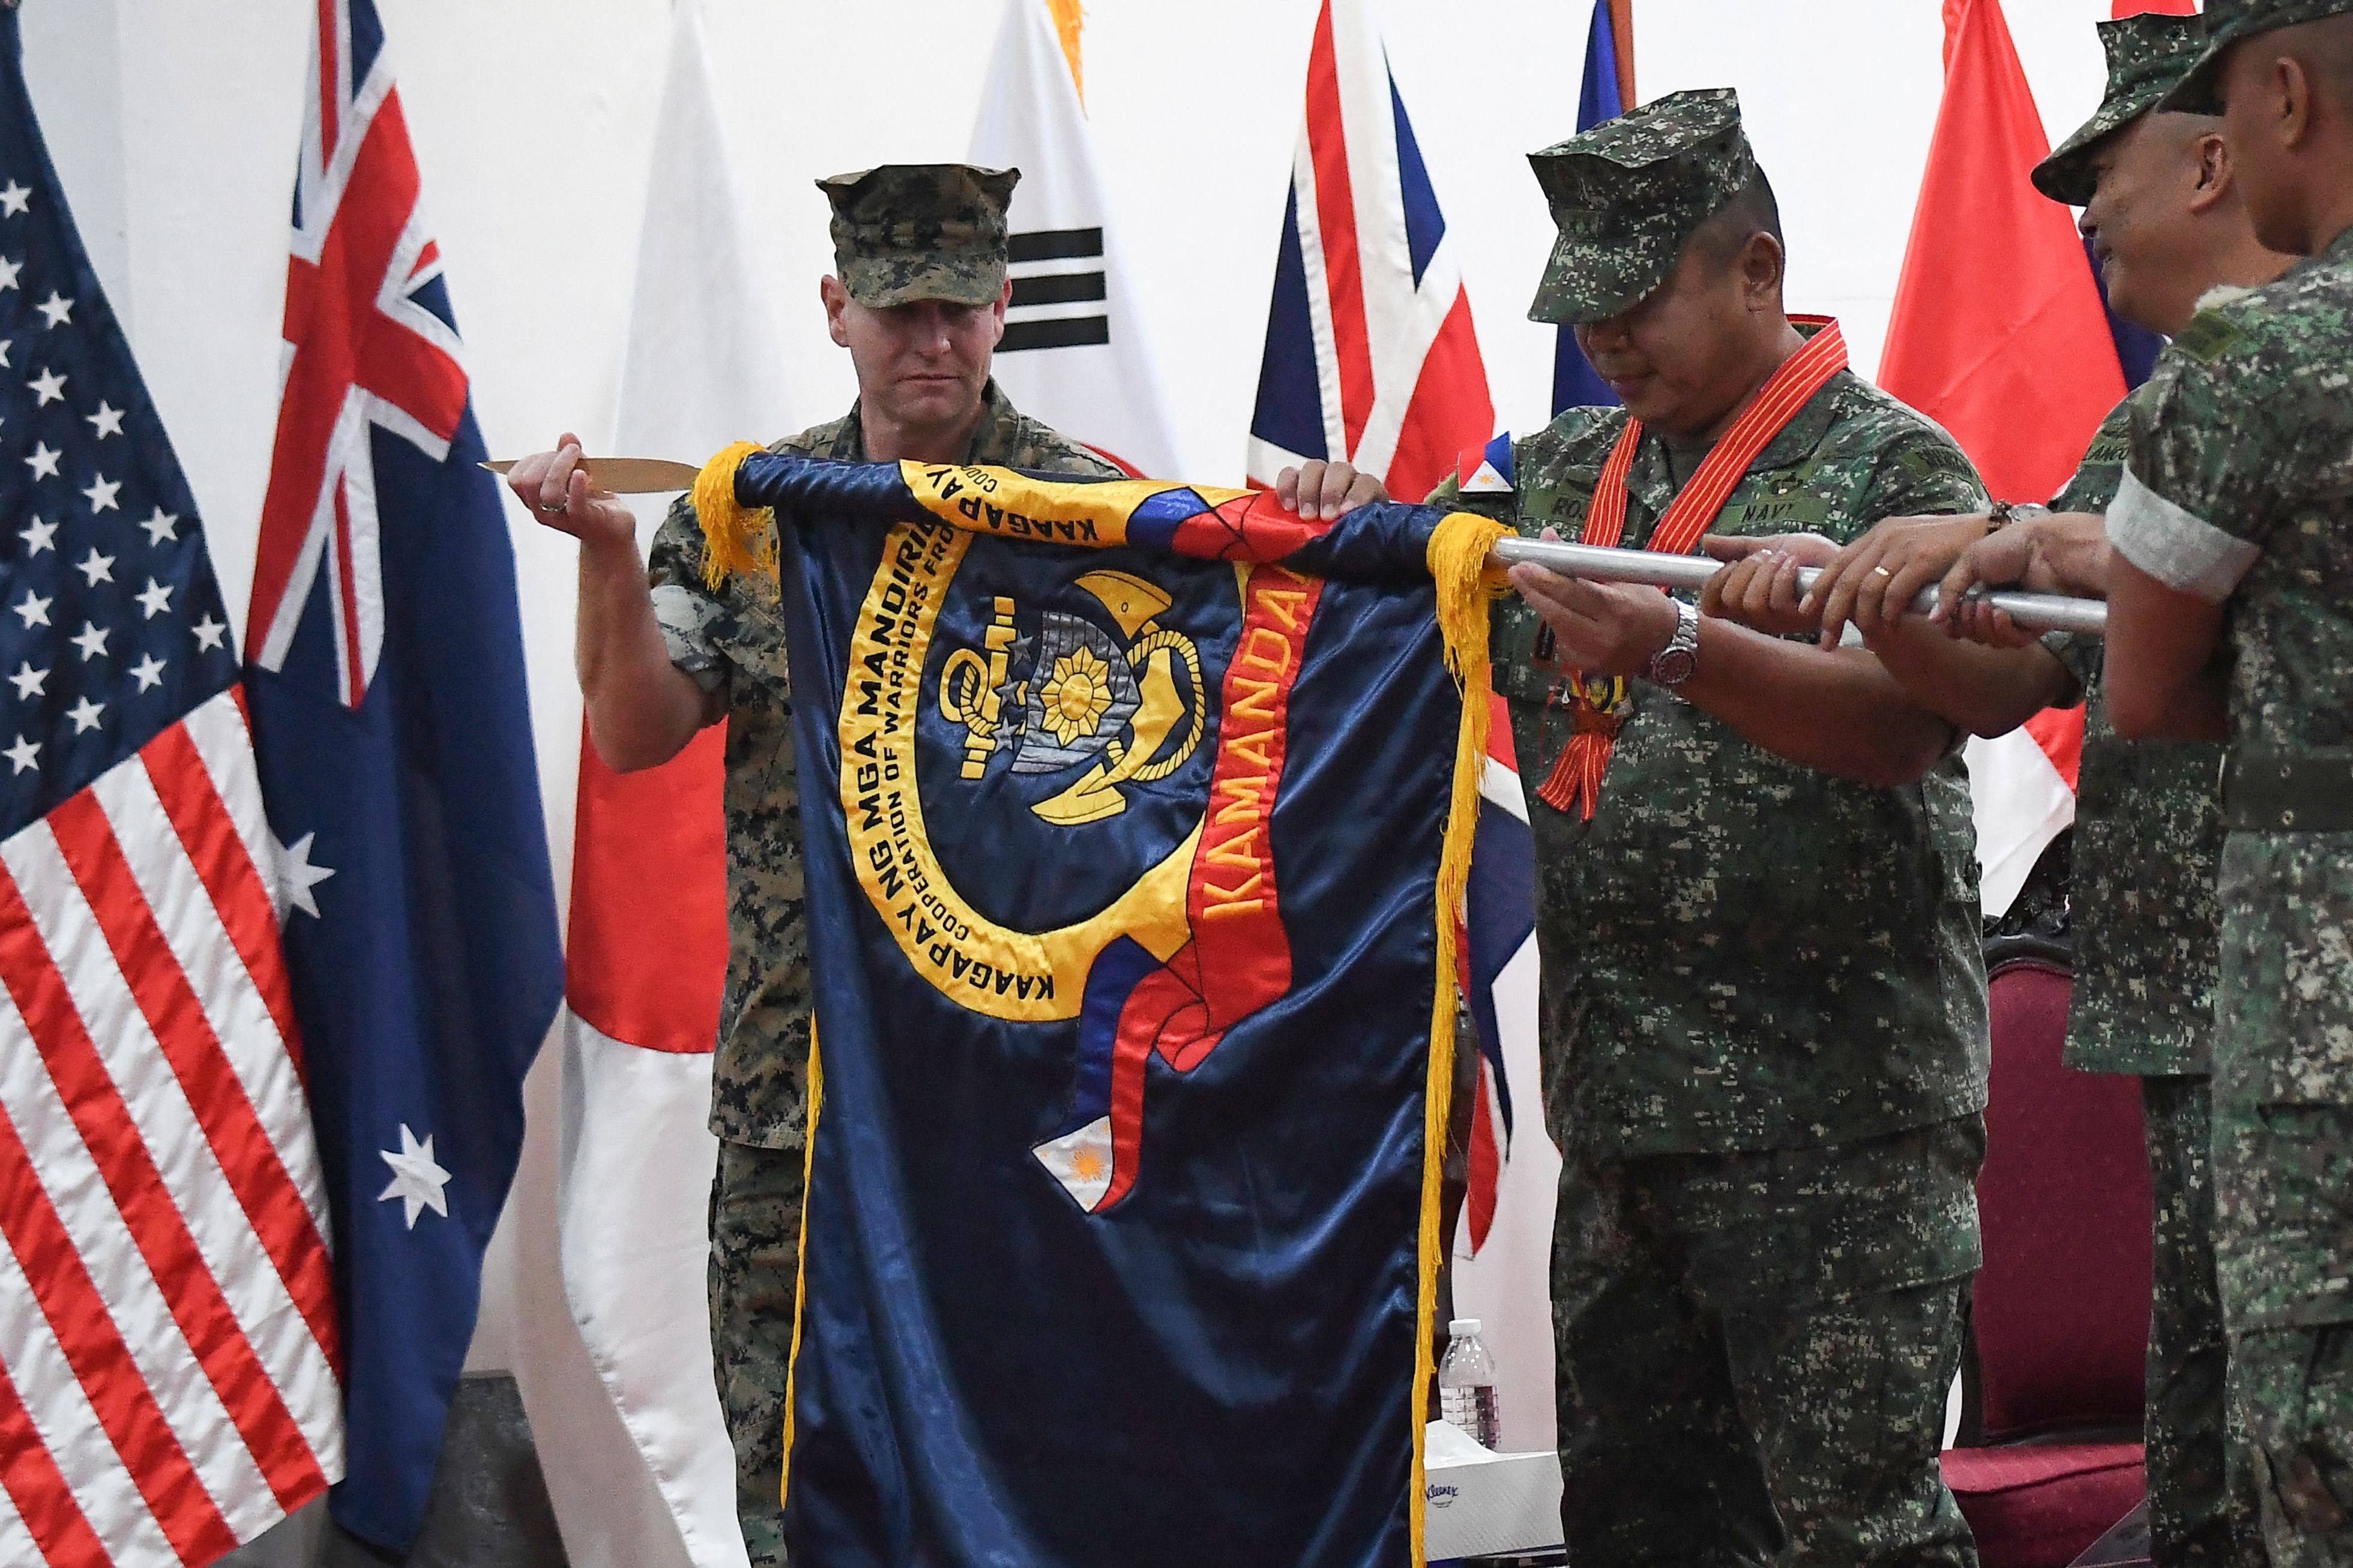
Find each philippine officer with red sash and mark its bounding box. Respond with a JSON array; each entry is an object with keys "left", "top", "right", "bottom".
[{"left": 1423, "top": 91, "right": 1993, "bottom": 1566}]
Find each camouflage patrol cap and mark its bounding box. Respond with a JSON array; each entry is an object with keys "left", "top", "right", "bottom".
[
  {"left": 2034, "top": 14, "right": 2208, "bottom": 207},
  {"left": 1525, "top": 88, "right": 1759, "bottom": 326},
  {"left": 2163, "top": 0, "right": 2353, "bottom": 113},
  {"left": 816, "top": 163, "right": 1020, "bottom": 308}
]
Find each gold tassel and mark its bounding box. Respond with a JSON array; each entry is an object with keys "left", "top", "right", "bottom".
[
  {"left": 776, "top": 1033, "right": 823, "bottom": 1509},
  {"left": 1045, "top": 0, "right": 1086, "bottom": 105},
  {"left": 1411, "top": 510, "right": 1511, "bottom": 1568},
  {"left": 693, "top": 440, "right": 778, "bottom": 590}
]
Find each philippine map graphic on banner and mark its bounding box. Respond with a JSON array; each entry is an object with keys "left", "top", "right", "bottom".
[{"left": 673, "top": 449, "right": 1501, "bottom": 1568}]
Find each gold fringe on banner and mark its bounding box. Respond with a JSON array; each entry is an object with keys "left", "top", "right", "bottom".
[
  {"left": 1409, "top": 509, "right": 1512, "bottom": 1568},
  {"left": 710, "top": 451, "right": 1515, "bottom": 1555},
  {"left": 693, "top": 440, "right": 777, "bottom": 590},
  {"left": 776, "top": 1035, "right": 823, "bottom": 1510}
]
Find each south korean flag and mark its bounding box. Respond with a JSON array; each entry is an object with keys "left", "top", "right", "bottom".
[{"left": 969, "top": 0, "right": 1181, "bottom": 481}]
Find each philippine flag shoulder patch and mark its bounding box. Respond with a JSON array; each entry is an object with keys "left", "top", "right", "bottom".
[{"left": 1456, "top": 431, "right": 1515, "bottom": 496}]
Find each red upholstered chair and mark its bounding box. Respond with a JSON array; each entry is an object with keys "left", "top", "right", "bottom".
[{"left": 1941, "top": 954, "right": 2156, "bottom": 1568}]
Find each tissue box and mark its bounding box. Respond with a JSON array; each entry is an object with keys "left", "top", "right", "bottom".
[{"left": 1423, "top": 1422, "right": 1565, "bottom": 1561}]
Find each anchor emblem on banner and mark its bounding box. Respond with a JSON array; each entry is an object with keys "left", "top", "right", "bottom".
[
  {"left": 841, "top": 518, "right": 1312, "bottom": 1216},
  {"left": 935, "top": 569, "right": 1207, "bottom": 826}
]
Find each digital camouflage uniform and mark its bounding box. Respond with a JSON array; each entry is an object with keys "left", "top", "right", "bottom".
[
  {"left": 641, "top": 163, "right": 1118, "bottom": 1567},
  {"left": 1429, "top": 91, "right": 1990, "bottom": 1568},
  {"left": 813, "top": 162, "right": 1020, "bottom": 310},
  {"left": 2050, "top": 389, "right": 2253, "bottom": 1568},
  {"left": 2107, "top": 173, "right": 2353, "bottom": 1568},
  {"left": 2029, "top": 20, "right": 2264, "bottom": 1557}
]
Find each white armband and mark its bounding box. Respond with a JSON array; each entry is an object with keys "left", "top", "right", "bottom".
[{"left": 2106, "top": 469, "right": 2259, "bottom": 603}]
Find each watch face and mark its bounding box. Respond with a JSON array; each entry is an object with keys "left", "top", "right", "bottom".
[{"left": 1651, "top": 647, "right": 1698, "bottom": 686}]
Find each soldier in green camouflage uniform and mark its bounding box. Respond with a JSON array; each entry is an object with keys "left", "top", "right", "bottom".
[
  {"left": 2045, "top": 386, "right": 2253, "bottom": 1564},
  {"left": 510, "top": 164, "right": 1118, "bottom": 1567},
  {"left": 1713, "top": 26, "right": 2294, "bottom": 1555},
  {"left": 2102, "top": 6, "right": 2353, "bottom": 1561},
  {"left": 1429, "top": 92, "right": 1991, "bottom": 1566},
  {"left": 1984, "top": 26, "right": 2274, "bottom": 1563}
]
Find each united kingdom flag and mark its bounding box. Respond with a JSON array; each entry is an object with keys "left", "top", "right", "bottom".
[
  {"left": 1243, "top": 0, "right": 1494, "bottom": 505},
  {"left": 242, "top": 0, "right": 562, "bottom": 1551},
  {"left": 1246, "top": 0, "right": 1532, "bottom": 1253}
]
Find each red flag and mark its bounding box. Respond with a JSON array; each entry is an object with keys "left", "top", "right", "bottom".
[
  {"left": 1881, "top": 0, "right": 2120, "bottom": 915},
  {"left": 2026, "top": 706, "right": 2084, "bottom": 792},
  {"left": 555, "top": 725, "right": 746, "bottom": 1567},
  {"left": 563, "top": 731, "right": 728, "bottom": 1054},
  {"left": 1879, "top": 0, "right": 2126, "bottom": 505}
]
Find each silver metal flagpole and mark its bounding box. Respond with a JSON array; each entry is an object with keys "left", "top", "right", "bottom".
[
  {"left": 1489, "top": 536, "right": 2108, "bottom": 638},
  {"left": 477, "top": 457, "right": 2110, "bottom": 637}
]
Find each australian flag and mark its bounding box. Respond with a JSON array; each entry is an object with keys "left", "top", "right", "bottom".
[{"left": 241, "top": 0, "right": 562, "bottom": 1551}]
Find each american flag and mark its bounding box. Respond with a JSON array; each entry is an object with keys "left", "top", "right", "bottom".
[{"left": 0, "top": 13, "right": 342, "bottom": 1567}]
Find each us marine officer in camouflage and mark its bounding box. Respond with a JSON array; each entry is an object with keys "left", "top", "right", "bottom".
[
  {"left": 2095, "top": 3, "right": 2353, "bottom": 1561},
  {"left": 504, "top": 164, "right": 1119, "bottom": 1566},
  {"left": 1297, "top": 90, "right": 1993, "bottom": 1565},
  {"left": 1714, "top": 16, "right": 2289, "bottom": 1563}
]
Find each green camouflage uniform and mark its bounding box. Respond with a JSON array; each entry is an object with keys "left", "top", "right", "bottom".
[
  {"left": 642, "top": 163, "right": 1118, "bottom": 1567},
  {"left": 2109, "top": 187, "right": 2353, "bottom": 1568},
  {"left": 2050, "top": 389, "right": 2252, "bottom": 1567},
  {"left": 2031, "top": 25, "right": 2261, "bottom": 1558},
  {"left": 813, "top": 162, "right": 1021, "bottom": 309},
  {"left": 2160, "top": 0, "right": 2353, "bottom": 116},
  {"left": 2032, "top": 14, "right": 2211, "bottom": 210},
  {"left": 1431, "top": 89, "right": 1990, "bottom": 1568}
]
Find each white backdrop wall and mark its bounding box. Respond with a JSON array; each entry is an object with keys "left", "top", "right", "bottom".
[{"left": 25, "top": 0, "right": 2117, "bottom": 1555}]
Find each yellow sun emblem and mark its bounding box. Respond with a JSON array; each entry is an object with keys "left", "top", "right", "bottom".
[{"left": 1037, "top": 645, "right": 1115, "bottom": 746}]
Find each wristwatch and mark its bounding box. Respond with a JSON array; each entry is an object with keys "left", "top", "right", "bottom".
[
  {"left": 1646, "top": 598, "right": 1702, "bottom": 689},
  {"left": 1987, "top": 500, "right": 2052, "bottom": 532}
]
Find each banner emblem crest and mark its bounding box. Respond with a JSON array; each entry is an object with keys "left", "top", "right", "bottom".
[{"left": 934, "top": 568, "right": 1207, "bottom": 825}]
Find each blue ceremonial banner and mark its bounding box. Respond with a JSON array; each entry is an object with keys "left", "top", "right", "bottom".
[
  {"left": 691, "top": 452, "right": 1498, "bottom": 1568},
  {"left": 241, "top": 0, "right": 563, "bottom": 1549}
]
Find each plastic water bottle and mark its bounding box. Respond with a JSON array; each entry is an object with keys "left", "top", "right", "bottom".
[{"left": 1438, "top": 1317, "right": 1501, "bottom": 1450}]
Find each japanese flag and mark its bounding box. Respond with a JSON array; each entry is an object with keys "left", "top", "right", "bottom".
[{"left": 547, "top": 0, "right": 780, "bottom": 1561}]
